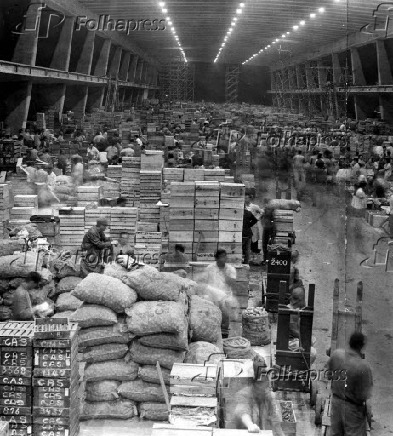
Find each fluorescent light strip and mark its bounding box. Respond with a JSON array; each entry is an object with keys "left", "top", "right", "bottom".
[
  {"left": 242, "top": 5, "right": 329, "bottom": 64},
  {"left": 214, "top": 2, "right": 245, "bottom": 63},
  {"left": 160, "top": 2, "right": 187, "bottom": 62}
]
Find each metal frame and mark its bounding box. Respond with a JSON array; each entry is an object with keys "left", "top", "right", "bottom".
[
  {"left": 159, "top": 61, "right": 195, "bottom": 102},
  {"left": 225, "top": 65, "right": 240, "bottom": 103}
]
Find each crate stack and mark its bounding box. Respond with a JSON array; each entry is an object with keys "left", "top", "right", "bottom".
[
  {"left": 33, "top": 319, "right": 80, "bottom": 436},
  {"left": 273, "top": 210, "right": 294, "bottom": 245},
  {"left": 84, "top": 208, "right": 111, "bottom": 238},
  {"left": 169, "top": 363, "right": 218, "bottom": 427},
  {"left": 162, "top": 168, "right": 184, "bottom": 183},
  {"left": 218, "top": 183, "right": 245, "bottom": 263},
  {"left": 194, "top": 182, "right": 220, "bottom": 261},
  {"left": 77, "top": 186, "right": 103, "bottom": 207},
  {"left": 169, "top": 182, "right": 195, "bottom": 258},
  {"left": 184, "top": 169, "right": 204, "bottom": 182},
  {"left": 134, "top": 231, "right": 162, "bottom": 269},
  {"left": 107, "top": 165, "right": 122, "bottom": 183},
  {"left": 13, "top": 195, "right": 38, "bottom": 209},
  {"left": 0, "top": 321, "right": 35, "bottom": 436},
  {"left": 230, "top": 265, "right": 250, "bottom": 334},
  {"left": 204, "top": 169, "right": 226, "bottom": 182},
  {"left": 121, "top": 157, "right": 141, "bottom": 207},
  {"left": 9, "top": 206, "right": 37, "bottom": 228},
  {"left": 58, "top": 207, "right": 85, "bottom": 253},
  {"left": 0, "top": 185, "right": 10, "bottom": 239},
  {"left": 140, "top": 171, "right": 162, "bottom": 205},
  {"left": 110, "top": 207, "right": 138, "bottom": 249}
]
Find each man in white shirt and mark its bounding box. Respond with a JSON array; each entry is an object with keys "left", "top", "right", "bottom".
[
  {"left": 134, "top": 134, "right": 143, "bottom": 147},
  {"left": 206, "top": 249, "right": 236, "bottom": 338}
]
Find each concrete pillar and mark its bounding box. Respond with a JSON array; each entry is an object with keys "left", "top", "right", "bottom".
[
  {"left": 332, "top": 53, "right": 341, "bottom": 85},
  {"left": 12, "top": 1, "right": 43, "bottom": 65},
  {"left": 288, "top": 67, "right": 296, "bottom": 89},
  {"left": 317, "top": 60, "right": 328, "bottom": 88},
  {"left": 376, "top": 40, "right": 393, "bottom": 85},
  {"left": 119, "top": 52, "right": 131, "bottom": 81},
  {"left": 295, "top": 65, "right": 305, "bottom": 89},
  {"left": 87, "top": 87, "right": 105, "bottom": 111},
  {"left": 5, "top": 81, "right": 32, "bottom": 132},
  {"left": 135, "top": 59, "right": 144, "bottom": 83},
  {"left": 75, "top": 31, "right": 95, "bottom": 75},
  {"left": 70, "top": 85, "right": 88, "bottom": 116},
  {"left": 93, "top": 39, "right": 111, "bottom": 77},
  {"left": 142, "top": 89, "right": 149, "bottom": 100},
  {"left": 350, "top": 48, "right": 366, "bottom": 86},
  {"left": 128, "top": 55, "right": 139, "bottom": 82},
  {"left": 50, "top": 16, "right": 74, "bottom": 71},
  {"left": 46, "top": 83, "right": 66, "bottom": 114},
  {"left": 299, "top": 98, "right": 307, "bottom": 115},
  {"left": 354, "top": 96, "right": 367, "bottom": 120},
  {"left": 305, "top": 62, "right": 317, "bottom": 89},
  {"left": 379, "top": 94, "right": 393, "bottom": 123},
  {"left": 109, "top": 46, "right": 122, "bottom": 79}
]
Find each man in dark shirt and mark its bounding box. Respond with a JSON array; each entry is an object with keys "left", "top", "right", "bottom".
[
  {"left": 11, "top": 272, "right": 42, "bottom": 321},
  {"left": 80, "top": 219, "right": 115, "bottom": 277},
  {"left": 243, "top": 194, "right": 258, "bottom": 264},
  {"left": 327, "top": 332, "right": 373, "bottom": 436}
]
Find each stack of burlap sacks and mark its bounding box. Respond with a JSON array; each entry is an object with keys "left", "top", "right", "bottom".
[{"left": 51, "top": 263, "right": 223, "bottom": 422}]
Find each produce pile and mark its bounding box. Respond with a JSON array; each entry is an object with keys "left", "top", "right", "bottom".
[{"left": 51, "top": 262, "right": 224, "bottom": 422}]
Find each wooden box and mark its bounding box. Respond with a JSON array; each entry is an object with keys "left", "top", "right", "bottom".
[
  {"left": 194, "top": 231, "right": 219, "bottom": 243},
  {"left": 169, "top": 231, "right": 194, "bottom": 243},
  {"left": 220, "top": 183, "right": 245, "bottom": 198},
  {"left": 219, "top": 198, "right": 243, "bottom": 209},
  {"left": 169, "top": 220, "right": 195, "bottom": 231},
  {"left": 194, "top": 208, "right": 219, "bottom": 220},
  {"left": 169, "top": 208, "right": 194, "bottom": 220},
  {"left": 195, "top": 197, "right": 220, "bottom": 209},
  {"left": 218, "top": 232, "right": 242, "bottom": 244},
  {"left": 170, "top": 197, "right": 195, "bottom": 208},
  {"left": 219, "top": 209, "right": 244, "bottom": 221},
  {"left": 218, "top": 221, "right": 242, "bottom": 232},
  {"left": 194, "top": 220, "right": 219, "bottom": 231}
]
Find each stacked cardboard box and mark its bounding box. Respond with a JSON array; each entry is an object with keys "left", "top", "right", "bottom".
[
  {"left": 58, "top": 207, "right": 85, "bottom": 253},
  {"left": 77, "top": 186, "right": 103, "bottom": 207},
  {"left": 134, "top": 231, "right": 162, "bottom": 269},
  {"left": 218, "top": 183, "right": 244, "bottom": 263},
  {"left": 121, "top": 157, "right": 141, "bottom": 206},
  {"left": 194, "top": 182, "right": 220, "bottom": 261},
  {"left": 169, "top": 182, "right": 195, "bottom": 257}
]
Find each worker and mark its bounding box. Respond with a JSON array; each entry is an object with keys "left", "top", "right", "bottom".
[
  {"left": 40, "top": 148, "right": 53, "bottom": 166},
  {"left": 45, "top": 166, "right": 60, "bottom": 202},
  {"left": 327, "top": 331, "right": 373, "bottom": 436},
  {"left": 206, "top": 249, "right": 237, "bottom": 338},
  {"left": 93, "top": 131, "right": 106, "bottom": 148},
  {"left": 134, "top": 134, "right": 143, "bottom": 147},
  {"left": 87, "top": 142, "right": 100, "bottom": 161},
  {"left": 245, "top": 193, "right": 263, "bottom": 263},
  {"left": 10, "top": 272, "right": 46, "bottom": 320},
  {"left": 80, "top": 219, "right": 117, "bottom": 277},
  {"left": 105, "top": 142, "right": 119, "bottom": 164},
  {"left": 234, "top": 358, "right": 285, "bottom": 435},
  {"left": 71, "top": 156, "right": 84, "bottom": 186},
  {"left": 165, "top": 244, "right": 189, "bottom": 265},
  {"left": 292, "top": 149, "right": 306, "bottom": 190},
  {"left": 243, "top": 196, "right": 258, "bottom": 265}
]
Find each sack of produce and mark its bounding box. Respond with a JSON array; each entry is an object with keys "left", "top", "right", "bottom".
[
  {"left": 49, "top": 251, "right": 81, "bottom": 279},
  {"left": 104, "top": 263, "right": 129, "bottom": 281},
  {"left": 190, "top": 295, "right": 222, "bottom": 343},
  {"left": 0, "top": 240, "right": 25, "bottom": 257},
  {"left": 72, "top": 273, "right": 137, "bottom": 313},
  {"left": 55, "top": 277, "right": 83, "bottom": 296},
  {"left": 78, "top": 324, "right": 132, "bottom": 348},
  {"left": 139, "top": 325, "right": 189, "bottom": 351},
  {"left": 85, "top": 381, "right": 120, "bottom": 402},
  {"left": 9, "top": 278, "right": 24, "bottom": 289},
  {"left": 0, "top": 280, "right": 9, "bottom": 295},
  {"left": 129, "top": 340, "right": 185, "bottom": 370},
  {"left": 123, "top": 266, "right": 187, "bottom": 302},
  {"left": 138, "top": 365, "right": 171, "bottom": 385},
  {"left": 84, "top": 359, "right": 139, "bottom": 382},
  {"left": 80, "top": 343, "right": 128, "bottom": 364},
  {"left": 52, "top": 310, "right": 75, "bottom": 319},
  {"left": 55, "top": 292, "right": 83, "bottom": 312},
  {"left": 222, "top": 336, "right": 265, "bottom": 364},
  {"left": 0, "top": 253, "right": 43, "bottom": 278},
  {"left": 139, "top": 403, "right": 168, "bottom": 421},
  {"left": 126, "top": 301, "right": 186, "bottom": 336},
  {"left": 117, "top": 379, "right": 165, "bottom": 403},
  {"left": 0, "top": 306, "right": 12, "bottom": 321},
  {"left": 81, "top": 399, "right": 137, "bottom": 420},
  {"left": 242, "top": 307, "right": 271, "bottom": 346},
  {"left": 184, "top": 342, "right": 223, "bottom": 365},
  {"left": 72, "top": 304, "right": 117, "bottom": 328},
  {"left": 267, "top": 199, "right": 301, "bottom": 212}
]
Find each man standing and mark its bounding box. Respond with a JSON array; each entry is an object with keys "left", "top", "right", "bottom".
[
  {"left": 87, "top": 142, "right": 100, "bottom": 161},
  {"left": 327, "top": 332, "right": 373, "bottom": 436},
  {"left": 11, "top": 272, "right": 44, "bottom": 320},
  {"left": 292, "top": 150, "right": 306, "bottom": 191},
  {"left": 105, "top": 142, "right": 119, "bottom": 164},
  {"left": 80, "top": 219, "right": 117, "bottom": 277},
  {"left": 243, "top": 196, "right": 258, "bottom": 265}
]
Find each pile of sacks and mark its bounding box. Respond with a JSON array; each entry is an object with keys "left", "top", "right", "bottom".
[
  {"left": 0, "top": 252, "right": 55, "bottom": 321},
  {"left": 50, "top": 262, "right": 224, "bottom": 422}
]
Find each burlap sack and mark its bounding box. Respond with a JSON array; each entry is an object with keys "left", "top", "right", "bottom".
[
  {"left": 72, "top": 273, "right": 137, "bottom": 313},
  {"left": 0, "top": 280, "right": 10, "bottom": 294},
  {"left": 55, "top": 292, "right": 83, "bottom": 312},
  {"left": 0, "top": 306, "right": 12, "bottom": 321},
  {"left": 52, "top": 310, "right": 75, "bottom": 319},
  {"left": 81, "top": 399, "right": 137, "bottom": 420},
  {"left": 84, "top": 359, "right": 139, "bottom": 382},
  {"left": 80, "top": 343, "right": 128, "bottom": 364},
  {"left": 139, "top": 325, "right": 189, "bottom": 351},
  {"left": 56, "top": 277, "right": 83, "bottom": 295},
  {"left": 104, "top": 263, "right": 129, "bottom": 281},
  {"left": 0, "top": 253, "right": 43, "bottom": 278},
  {"left": 129, "top": 341, "right": 185, "bottom": 370},
  {"left": 189, "top": 295, "right": 222, "bottom": 343},
  {"left": 139, "top": 403, "right": 168, "bottom": 421},
  {"left": 117, "top": 379, "right": 165, "bottom": 403},
  {"left": 126, "top": 301, "right": 186, "bottom": 336},
  {"left": 72, "top": 304, "right": 117, "bottom": 328},
  {"left": 78, "top": 324, "right": 132, "bottom": 348},
  {"left": 138, "top": 365, "right": 171, "bottom": 385},
  {"left": 185, "top": 342, "right": 223, "bottom": 365},
  {"left": 85, "top": 380, "right": 120, "bottom": 402}
]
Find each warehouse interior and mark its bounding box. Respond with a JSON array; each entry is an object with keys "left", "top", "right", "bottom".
[{"left": 0, "top": 0, "right": 393, "bottom": 436}]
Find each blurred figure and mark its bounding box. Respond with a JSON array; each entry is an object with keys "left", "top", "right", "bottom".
[
  {"left": 11, "top": 272, "right": 47, "bottom": 320},
  {"left": 87, "top": 142, "right": 100, "bottom": 161}
]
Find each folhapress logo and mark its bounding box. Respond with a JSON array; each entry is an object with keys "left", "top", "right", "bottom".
[{"left": 75, "top": 15, "right": 166, "bottom": 33}]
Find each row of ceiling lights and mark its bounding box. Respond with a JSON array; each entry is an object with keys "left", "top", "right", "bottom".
[
  {"left": 158, "top": 1, "right": 187, "bottom": 62},
  {"left": 214, "top": 2, "right": 245, "bottom": 63},
  {"left": 242, "top": 4, "right": 338, "bottom": 65}
]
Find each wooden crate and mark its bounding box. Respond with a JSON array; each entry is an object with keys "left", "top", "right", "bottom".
[
  {"left": 219, "top": 209, "right": 244, "bottom": 221},
  {"left": 194, "top": 220, "right": 219, "bottom": 232},
  {"left": 218, "top": 232, "right": 242, "bottom": 244},
  {"left": 219, "top": 183, "right": 245, "bottom": 198},
  {"left": 218, "top": 221, "right": 242, "bottom": 232},
  {"left": 13, "top": 195, "right": 38, "bottom": 208},
  {"left": 170, "top": 363, "right": 218, "bottom": 397},
  {"left": 194, "top": 209, "right": 219, "bottom": 220},
  {"left": 195, "top": 198, "right": 219, "bottom": 209},
  {"left": 194, "top": 231, "right": 219, "bottom": 243}
]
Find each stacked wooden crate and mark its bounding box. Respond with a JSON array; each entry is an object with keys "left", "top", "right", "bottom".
[
  {"left": 9, "top": 206, "right": 37, "bottom": 227},
  {"left": 33, "top": 319, "right": 80, "bottom": 436},
  {"left": 218, "top": 183, "right": 244, "bottom": 263},
  {"left": 107, "top": 165, "right": 122, "bottom": 183},
  {"left": 140, "top": 171, "right": 162, "bottom": 205},
  {"left": 58, "top": 207, "right": 85, "bottom": 253},
  {"left": 0, "top": 321, "right": 35, "bottom": 436},
  {"left": 163, "top": 168, "right": 184, "bottom": 182},
  {"left": 204, "top": 169, "right": 226, "bottom": 182},
  {"left": 141, "top": 150, "right": 164, "bottom": 172},
  {"left": 110, "top": 207, "right": 138, "bottom": 247},
  {"left": 134, "top": 231, "right": 162, "bottom": 268},
  {"left": 138, "top": 203, "right": 160, "bottom": 226},
  {"left": 77, "top": 186, "right": 103, "bottom": 207},
  {"left": 231, "top": 265, "right": 250, "bottom": 332},
  {"left": 265, "top": 247, "right": 291, "bottom": 312},
  {"left": 194, "top": 182, "right": 220, "bottom": 261},
  {"left": 84, "top": 208, "right": 111, "bottom": 238},
  {"left": 184, "top": 169, "right": 204, "bottom": 182},
  {"left": 169, "top": 182, "right": 195, "bottom": 257},
  {"left": 121, "top": 157, "right": 141, "bottom": 206},
  {"left": 13, "top": 195, "right": 38, "bottom": 209},
  {"left": 0, "top": 185, "right": 10, "bottom": 238},
  {"left": 169, "top": 363, "right": 219, "bottom": 427}
]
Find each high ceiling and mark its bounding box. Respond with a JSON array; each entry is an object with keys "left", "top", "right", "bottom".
[{"left": 79, "top": 0, "right": 387, "bottom": 66}]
